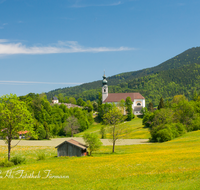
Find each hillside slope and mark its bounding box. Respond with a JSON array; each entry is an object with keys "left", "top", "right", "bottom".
[{"left": 46, "top": 47, "right": 200, "bottom": 105}]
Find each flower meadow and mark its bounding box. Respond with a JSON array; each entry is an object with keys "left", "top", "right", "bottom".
[
  {"left": 1, "top": 131, "right": 200, "bottom": 189},
  {"left": 76, "top": 117, "right": 151, "bottom": 139}
]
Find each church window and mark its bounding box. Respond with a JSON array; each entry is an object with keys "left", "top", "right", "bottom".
[{"left": 137, "top": 103, "right": 141, "bottom": 106}]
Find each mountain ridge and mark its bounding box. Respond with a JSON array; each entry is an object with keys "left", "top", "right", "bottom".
[{"left": 46, "top": 47, "right": 200, "bottom": 105}]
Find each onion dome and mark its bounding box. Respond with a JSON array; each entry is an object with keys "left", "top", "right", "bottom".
[{"left": 102, "top": 74, "right": 107, "bottom": 85}]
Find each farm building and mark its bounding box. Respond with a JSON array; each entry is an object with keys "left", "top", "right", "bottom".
[{"left": 55, "top": 139, "right": 88, "bottom": 157}]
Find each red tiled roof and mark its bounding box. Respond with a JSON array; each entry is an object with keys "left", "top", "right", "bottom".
[
  {"left": 103, "top": 93, "right": 144, "bottom": 103},
  {"left": 18, "top": 131, "right": 29, "bottom": 135}
]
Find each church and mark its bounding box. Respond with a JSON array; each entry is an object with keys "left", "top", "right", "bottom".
[{"left": 102, "top": 74, "right": 145, "bottom": 115}]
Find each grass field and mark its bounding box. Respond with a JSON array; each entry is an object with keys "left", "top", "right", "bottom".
[
  {"left": 75, "top": 116, "right": 150, "bottom": 139},
  {"left": 1, "top": 131, "right": 200, "bottom": 189}
]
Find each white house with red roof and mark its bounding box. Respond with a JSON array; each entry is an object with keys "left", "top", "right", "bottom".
[{"left": 102, "top": 74, "right": 145, "bottom": 115}]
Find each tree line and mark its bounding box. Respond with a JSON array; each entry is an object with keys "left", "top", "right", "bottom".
[{"left": 143, "top": 91, "right": 200, "bottom": 142}]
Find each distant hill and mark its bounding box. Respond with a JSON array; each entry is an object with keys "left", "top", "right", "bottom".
[{"left": 46, "top": 47, "right": 200, "bottom": 106}]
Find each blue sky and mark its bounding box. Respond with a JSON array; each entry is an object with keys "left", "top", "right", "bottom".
[{"left": 0, "top": 0, "right": 200, "bottom": 96}]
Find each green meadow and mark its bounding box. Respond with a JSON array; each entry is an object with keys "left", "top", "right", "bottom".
[
  {"left": 1, "top": 131, "right": 200, "bottom": 189},
  {"left": 75, "top": 116, "right": 151, "bottom": 139}
]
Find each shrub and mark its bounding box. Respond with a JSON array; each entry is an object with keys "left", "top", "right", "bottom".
[
  {"left": 150, "top": 123, "right": 186, "bottom": 142},
  {"left": 0, "top": 159, "right": 14, "bottom": 167},
  {"left": 37, "top": 152, "right": 46, "bottom": 160},
  {"left": 156, "top": 128, "right": 172, "bottom": 142},
  {"left": 11, "top": 155, "right": 26, "bottom": 165}
]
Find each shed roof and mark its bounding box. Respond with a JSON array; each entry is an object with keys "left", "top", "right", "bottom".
[
  {"left": 103, "top": 93, "right": 144, "bottom": 103},
  {"left": 55, "top": 139, "right": 87, "bottom": 149}
]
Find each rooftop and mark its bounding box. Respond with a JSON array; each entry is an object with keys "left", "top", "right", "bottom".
[
  {"left": 103, "top": 93, "right": 145, "bottom": 103},
  {"left": 53, "top": 96, "right": 58, "bottom": 100},
  {"left": 55, "top": 139, "right": 87, "bottom": 149}
]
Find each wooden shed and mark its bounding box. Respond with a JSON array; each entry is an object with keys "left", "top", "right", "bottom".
[{"left": 55, "top": 139, "right": 88, "bottom": 157}]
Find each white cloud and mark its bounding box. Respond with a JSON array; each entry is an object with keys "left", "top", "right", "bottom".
[
  {"left": 0, "top": 39, "right": 8, "bottom": 43},
  {"left": 71, "top": 1, "right": 122, "bottom": 8},
  {"left": 0, "top": 40, "right": 135, "bottom": 55},
  {"left": 0, "top": 80, "right": 82, "bottom": 85}
]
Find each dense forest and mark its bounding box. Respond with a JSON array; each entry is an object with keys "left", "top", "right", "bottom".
[
  {"left": 17, "top": 93, "right": 94, "bottom": 140},
  {"left": 46, "top": 47, "right": 200, "bottom": 106}
]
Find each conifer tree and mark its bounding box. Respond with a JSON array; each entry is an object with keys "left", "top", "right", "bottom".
[
  {"left": 158, "top": 97, "right": 165, "bottom": 110},
  {"left": 148, "top": 102, "right": 154, "bottom": 112},
  {"left": 125, "top": 97, "right": 133, "bottom": 121}
]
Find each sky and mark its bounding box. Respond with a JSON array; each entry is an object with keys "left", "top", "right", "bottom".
[{"left": 1, "top": 0, "right": 200, "bottom": 96}]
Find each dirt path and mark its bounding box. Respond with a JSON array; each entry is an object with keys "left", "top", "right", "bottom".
[{"left": 0, "top": 138, "right": 150, "bottom": 147}]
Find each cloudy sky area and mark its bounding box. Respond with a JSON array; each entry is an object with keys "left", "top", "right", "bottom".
[{"left": 0, "top": 0, "right": 200, "bottom": 96}]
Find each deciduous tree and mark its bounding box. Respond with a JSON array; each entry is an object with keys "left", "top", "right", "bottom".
[
  {"left": 83, "top": 133, "right": 102, "bottom": 156},
  {"left": 64, "top": 116, "right": 80, "bottom": 137},
  {"left": 0, "top": 94, "right": 35, "bottom": 160},
  {"left": 103, "top": 107, "right": 126, "bottom": 153},
  {"left": 118, "top": 99, "right": 126, "bottom": 114},
  {"left": 68, "top": 97, "right": 76, "bottom": 105}
]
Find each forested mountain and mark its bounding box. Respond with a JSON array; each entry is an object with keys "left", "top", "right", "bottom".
[{"left": 46, "top": 47, "right": 200, "bottom": 106}]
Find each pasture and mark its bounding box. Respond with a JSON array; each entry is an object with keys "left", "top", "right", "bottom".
[
  {"left": 1, "top": 131, "right": 200, "bottom": 189},
  {"left": 75, "top": 116, "right": 150, "bottom": 139}
]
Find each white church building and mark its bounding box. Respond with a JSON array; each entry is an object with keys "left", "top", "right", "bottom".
[{"left": 102, "top": 74, "right": 145, "bottom": 115}]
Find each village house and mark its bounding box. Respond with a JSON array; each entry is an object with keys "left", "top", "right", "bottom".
[
  {"left": 102, "top": 74, "right": 145, "bottom": 115},
  {"left": 52, "top": 96, "right": 59, "bottom": 104},
  {"left": 52, "top": 97, "right": 81, "bottom": 109}
]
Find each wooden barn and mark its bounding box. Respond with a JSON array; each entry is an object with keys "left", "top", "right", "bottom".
[{"left": 55, "top": 139, "right": 88, "bottom": 157}]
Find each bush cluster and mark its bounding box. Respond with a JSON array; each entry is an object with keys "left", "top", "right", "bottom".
[
  {"left": 151, "top": 123, "right": 186, "bottom": 142},
  {"left": 144, "top": 95, "right": 200, "bottom": 142},
  {"left": 10, "top": 155, "right": 26, "bottom": 165},
  {"left": 0, "top": 159, "right": 14, "bottom": 167}
]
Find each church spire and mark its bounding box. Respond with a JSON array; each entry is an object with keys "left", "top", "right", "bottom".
[
  {"left": 102, "top": 71, "right": 108, "bottom": 103},
  {"left": 102, "top": 71, "right": 107, "bottom": 86}
]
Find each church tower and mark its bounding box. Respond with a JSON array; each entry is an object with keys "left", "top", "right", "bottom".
[{"left": 102, "top": 72, "right": 108, "bottom": 103}]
